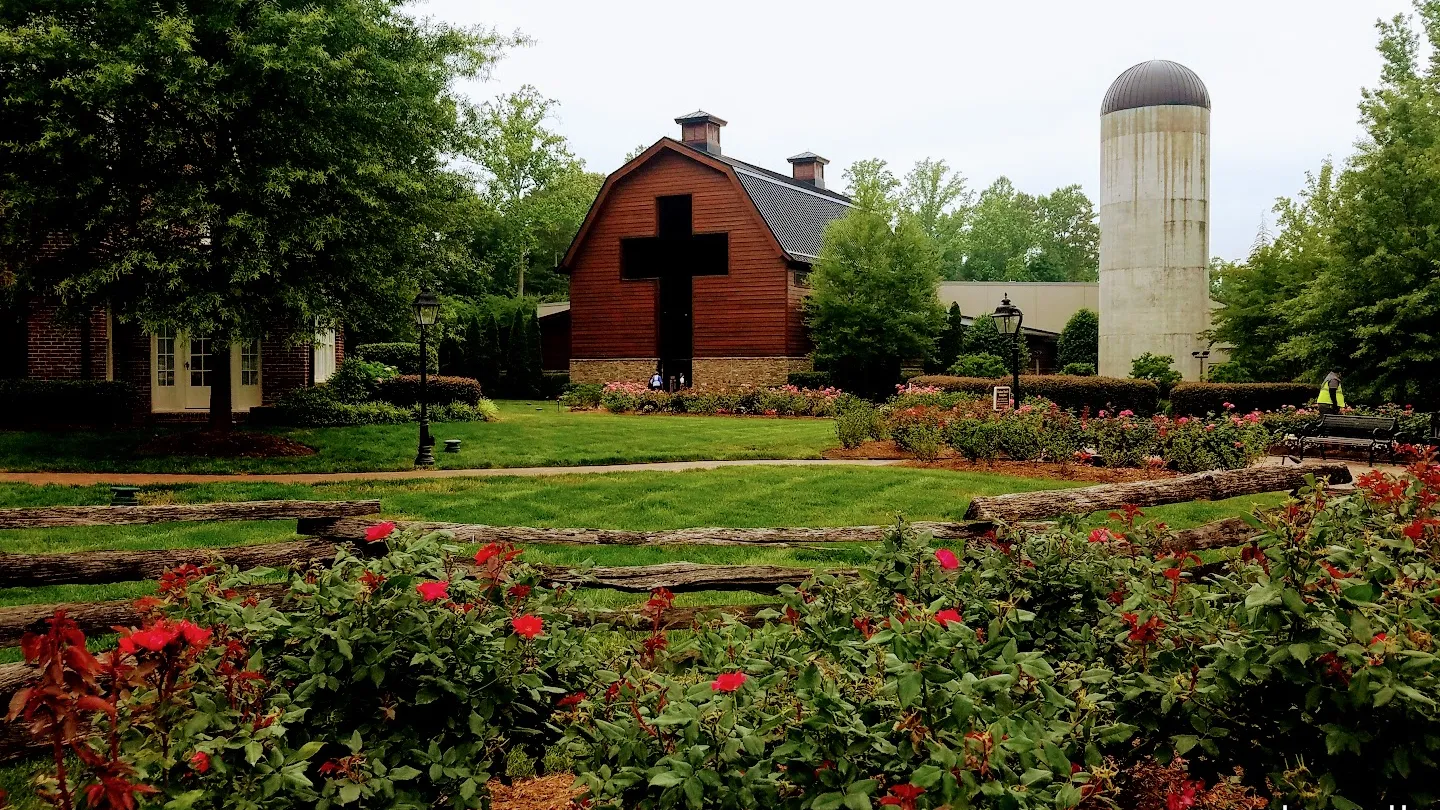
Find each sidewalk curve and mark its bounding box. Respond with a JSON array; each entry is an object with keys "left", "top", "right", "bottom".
[{"left": 0, "top": 458, "right": 905, "bottom": 487}]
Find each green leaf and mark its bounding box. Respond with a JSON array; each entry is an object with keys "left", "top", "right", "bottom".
[
  {"left": 1281, "top": 588, "right": 1308, "bottom": 616},
  {"left": 1019, "top": 656, "right": 1055, "bottom": 679},
  {"left": 1331, "top": 796, "right": 1362, "bottom": 810},
  {"left": 1351, "top": 613, "right": 1373, "bottom": 643},
  {"left": 389, "top": 766, "right": 421, "bottom": 781},
  {"left": 1288, "top": 643, "right": 1311, "bottom": 663},
  {"left": 684, "top": 776, "right": 704, "bottom": 809},
  {"left": 337, "top": 782, "right": 363, "bottom": 805},
  {"left": 1172, "top": 735, "right": 1199, "bottom": 755},
  {"left": 1343, "top": 583, "right": 1379, "bottom": 604},
  {"left": 649, "top": 771, "right": 686, "bottom": 788},
  {"left": 812, "top": 792, "right": 846, "bottom": 810},
  {"left": 163, "top": 790, "right": 206, "bottom": 810},
  {"left": 244, "top": 741, "right": 263, "bottom": 766},
  {"left": 897, "top": 671, "right": 922, "bottom": 706},
  {"left": 910, "top": 765, "right": 943, "bottom": 788},
  {"left": 798, "top": 664, "right": 820, "bottom": 692}
]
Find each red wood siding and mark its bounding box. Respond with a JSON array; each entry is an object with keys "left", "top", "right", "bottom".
[{"left": 568, "top": 150, "right": 792, "bottom": 359}]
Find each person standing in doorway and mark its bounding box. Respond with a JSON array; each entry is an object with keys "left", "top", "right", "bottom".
[
  {"left": 649, "top": 369, "right": 663, "bottom": 391},
  {"left": 1317, "top": 371, "right": 1345, "bottom": 413}
]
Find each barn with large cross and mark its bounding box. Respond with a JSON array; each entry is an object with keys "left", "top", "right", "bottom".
[{"left": 559, "top": 112, "right": 852, "bottom": 388}]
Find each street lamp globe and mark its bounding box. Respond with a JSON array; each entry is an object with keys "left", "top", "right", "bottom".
[
  {"left": 412, "top": 291, "right": 441, "bottom": 327},
  {"left": 992, "top": 295, "right": 1023, "bottom": 335}
]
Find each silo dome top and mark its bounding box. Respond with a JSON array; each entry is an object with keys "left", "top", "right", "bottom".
[{"left": 1101, "top": 60, "right": 1210, "bottom": 115}]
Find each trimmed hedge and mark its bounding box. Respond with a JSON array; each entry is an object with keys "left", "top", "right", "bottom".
[
  {"left": 787, "top": 370, "right": 833, "bottom": 389},
  {"left": 1170, "top": 382, "right": 1316, "bottom": 415},
  {"left": 908, "top": 374, "right": 1161, "bottom": 416},
  {"left": 0, "top": 379, "right": 138, "bottom": 427},
  {"left": 375, "top": 375, "right": 483, "bottom": 406},
  {"left": 354, "top": 342, "right": 439, "bottom": 374}
]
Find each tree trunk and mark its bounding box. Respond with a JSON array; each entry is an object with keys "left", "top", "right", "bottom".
[
  {"left": 207, "top": 339, "right": 233, "bottom": 433},
  {"left": 0, "top": 499, "right": 379, "bottom": 530},
  {"left": 0, "top": 537, "right": 348, "bottom": 588},
  {"left": 963, "top": 462, "right": 1352, "bottom": 522}
]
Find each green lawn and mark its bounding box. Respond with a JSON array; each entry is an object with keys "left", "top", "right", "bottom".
[
  {"left": 0, "top": 401, "right": 838, "bottom": 474},
  {"left": 0, "top": 465, "right": 1282, "bottom": 618}
]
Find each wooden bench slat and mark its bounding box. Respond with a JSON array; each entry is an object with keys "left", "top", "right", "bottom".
[{"left": 0, "top": 500, "right": 381, "bottom": 530}]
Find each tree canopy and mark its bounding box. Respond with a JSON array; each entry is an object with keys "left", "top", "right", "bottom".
[
  {"left": 1056, "top": 308, "right": 1100, "bottom": 370},
  {"left": 839, "top": 161, "right": 1098, "bottom": 283},
  {"left": 1210, "top": 1, "right": 1440, "bottom": 405},
  {"left": 0, "top": 0, "right": 511, "bottom": 422},
  {"left": 805, "top": 210, "right": 945, "bottom": 397}
]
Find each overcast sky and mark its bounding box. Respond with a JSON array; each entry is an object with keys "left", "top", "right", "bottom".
[{"left": 423, "top": 0, "right": 1412, "bottom": 261}]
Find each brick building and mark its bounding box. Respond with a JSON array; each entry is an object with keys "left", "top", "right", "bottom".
[
  {"left": 3, "top": 296, "right": 341, "bottom": 419},
  {"left": 558, "top": 112, "right": 852, "bottom": 388}
]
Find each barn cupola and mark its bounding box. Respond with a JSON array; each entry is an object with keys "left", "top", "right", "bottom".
[
  {"left": 787, "top": 152, "right": 830, "bottom": 190},
  {"left": 675, "top": 110, "right": 726, "bottom": 155}
]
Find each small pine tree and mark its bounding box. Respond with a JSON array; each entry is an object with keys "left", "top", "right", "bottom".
[
  {"left": 503, "top": 306, "right": 531, "bottom": 397},
  {"left": 522, "top": 308, "right": 544, "bottom": 394},
  {"left": 466, "top": 310, "right": 502, "bottom": 395},
  {"left": 1056, "top": 308, "right": 1099, "bottom": 370},
  {"left": 927, "top": 303, "right": 967, "bottom": 373}
]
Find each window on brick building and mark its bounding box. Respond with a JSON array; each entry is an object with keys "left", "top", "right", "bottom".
[
  {"left": 241, "top": 342, "right": 260, "bottom": 386},
  {"left": 155, "top": 328, "right": 177, "bottom": 386}
]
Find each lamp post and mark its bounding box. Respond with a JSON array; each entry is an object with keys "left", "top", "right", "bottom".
[
  {"left": 1191, "top": 350, "right": 1211, "bottom": 381},
  {"left": 412, "top": 290, "right": 441, "bottom": 468},
  {"left": 992, "top": 294, "right": 1023, "bottom": 405}
]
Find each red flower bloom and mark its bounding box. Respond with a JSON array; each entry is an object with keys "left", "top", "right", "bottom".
[
  {"left": 1162, "top": 568, "right": 1182, "bottom": 583},
  {"left": 556, "top": 691, "right": 586, "bottom": 707},
  {"left": 711, "top": 671, "right": 748, "bottom": 692},
  {"left": 416, "top": 580, "right": 449, "bottom": 602},
  {"left": 934, "top": 548, "right": 959, "bottom": 570},
  {"left": 318, "top": 761, "right": 338, "bottom": 776},
  {"left": 359, "top": 570, "right": 386, "bottom": 591},
  {"left": 189, "top": 751, "right": 210, "bottom": 774},
  {"left": 512, "top": 614, "right": 544, "bottom": 639},
  {"left": 1371, "top": 632, "right": 1388, "bottom": 645},
  {"left": 878, "top": 784, "right": 925, "bottom": 809},
  {"left": 1166, "top": 778, "right": 1200, "bottom": 810},
  {"left": 1122, "top": 612, "right": 1166, "bottom": 645},
  {"left": 177, "top": 620, "right": 212, "bottom": 648},
  {"left": 604, "top": 681, "right": 622, "bottom": 702},
  {"left": 364, "top": 521, "right": 396, "bottom": 542},
  {"left": 1088, "top": 528, "right": 1114, "bottom": 544},
  {"left": 508, "top": 585, "right": 532, "bottom": 600},
  {"left": 475, "top": 543, "right": 504, "bottom": 564},
  {"left": 934, "top": 609, "right": 963, "bottom": 628}
]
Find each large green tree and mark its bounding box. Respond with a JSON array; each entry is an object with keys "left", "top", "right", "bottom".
[
  {"left": 1210, "top": 163, "right": 1339, "bottom": 382},
  {"left": 467, "top": 86, "right": 600, "bottom": 299},
  {"left": 0, "top": 0, "right": 505, "bottom": 427},
  {"left": 805, "top": 211, "right": 945, "bottom": 397},
  {"left": 1212, "top": 2, "right": 1440, "bottom": 405}
]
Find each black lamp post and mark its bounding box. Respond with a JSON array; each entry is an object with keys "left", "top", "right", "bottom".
[
  {"left": 412, "top": 290, "right": 441, "bottom": 468},
  {"left": 992, "top": 294, "right": 1023, "bottom": 405},
  {"left": 1191, "top": 350, "right": 1211, "bottom": 381}
]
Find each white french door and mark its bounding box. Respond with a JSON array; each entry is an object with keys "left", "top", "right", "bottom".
[{"left": 151, "top": 329, "right": 262, "bottom": 412}]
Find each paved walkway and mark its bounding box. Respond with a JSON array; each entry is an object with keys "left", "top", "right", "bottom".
[{"left": 0, "top": 458, "right": 904, "bottom": 487}]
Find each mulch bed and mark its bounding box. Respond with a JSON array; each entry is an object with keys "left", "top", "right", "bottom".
[
  {"left": 488, "top": 775, "right": 585, "bottom": 810},
  {"left": 136, "top": 430, "right": 317, "bottom": 459},
  {"left": 824, "top": 441, "right": 1177, "bottom": 483}
]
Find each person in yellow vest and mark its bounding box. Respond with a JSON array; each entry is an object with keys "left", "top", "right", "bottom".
[{"left": 1317, "top": 371, "right": 1345, "bottom": 412}]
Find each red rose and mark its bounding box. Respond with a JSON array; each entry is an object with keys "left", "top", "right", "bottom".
[
  {"left": 1162, "top": 568, "right": 1182, "bottom": 582},
  {"left": 878, "top": 784, "right": 925, "bottom": 809},
  {"left": 177, "top": 620, "right": 212, "bottom": 648},
  {"left": 1087, "top": 528, "right": 1113, "bottom": 544},
  {"left": 512, "top": 614, "right": 544, "bottom": 639},
  {"left": 557, "top": 692, "right": 586, "bottom": 707},
  {"left": 508, "top": 585, "right": 532, "bottom": 600},
  {"left": 364, "top": 521, "right": 396, "bottom": 542},
  {"left": 934, "top": 609, "right": 963, "bottom": 628},
  {"left": 474, "top": 543, "right": 504, "bottom": 565},
  {"left": 416, "top": 580, "right": 449, "bottom": 602},
  {"left": 934, "top": 548, "right": 959, "bottom": 570},
  {"left": 711, "top": 671, "right": 748, "bottom": 692},
  {"left": 189, "top": 751, "right": 210, "bottom": 774}
]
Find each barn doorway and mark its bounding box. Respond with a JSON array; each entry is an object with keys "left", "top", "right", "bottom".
[{"left": 619, "top": 194, "right": 728, "bottom": 388}]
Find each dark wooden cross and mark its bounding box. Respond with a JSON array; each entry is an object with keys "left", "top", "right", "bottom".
[{"left": 619, "top": 194, "right": 728, "bottom": 386}]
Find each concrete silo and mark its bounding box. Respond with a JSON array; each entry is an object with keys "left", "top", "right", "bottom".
[{"left": 1098, "top": 60, "right": 1211, "bottom": 379}]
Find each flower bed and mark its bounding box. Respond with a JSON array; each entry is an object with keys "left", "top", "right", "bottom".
[
  {"left": 13, "top": 460, "right": 1440, "bottom": 808},
  {"left": 562, "top": 382, "right": 849, "bottom": 417},
  {"left": 875, "top": 398, "right": 1273, "bottom": 471}
]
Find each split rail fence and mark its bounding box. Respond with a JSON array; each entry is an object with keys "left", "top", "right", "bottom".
[{"left": 0, "top": 461, "right": 1353, "bottom": 762}]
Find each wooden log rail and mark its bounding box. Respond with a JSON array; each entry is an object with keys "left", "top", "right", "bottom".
[
  {"left": 0, "top": 499, "right": 381, "bottom": 530},
  {"left": 963, "top": 463, "right": 1352, "bottom": 522},
  {"left": 298, "top": 518, "right": 992, "bottom": 548}
]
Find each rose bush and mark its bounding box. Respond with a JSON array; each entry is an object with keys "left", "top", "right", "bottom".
[{"left": 587, "top": 383, "right": 846, "bottom": 417}]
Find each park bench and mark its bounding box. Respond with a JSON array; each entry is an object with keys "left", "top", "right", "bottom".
[{"left": 1298, "top": 413, "right": 1399, "bottom": 466}]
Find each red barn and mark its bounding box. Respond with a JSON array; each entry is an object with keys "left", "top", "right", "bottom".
[{"left": 559, "top": 112, "right": 851, "bottom": 388}]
